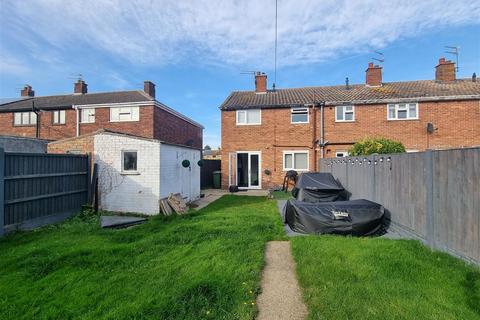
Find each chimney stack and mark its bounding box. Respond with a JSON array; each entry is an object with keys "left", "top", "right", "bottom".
[
  {"left": 20, "top": 85, "right": 34, "bottom": 97},
  {"left": 74, "top": 79, "right": 88, "bottom": 94},
  {"left": 255, "top": 72, "right": 267, "bottom": 93},
  {"left": 365, "top": 62, "right": 382, "bottom": 87},
  {"left": 144, "top": 81, "right": 156, "bottom": 99},
  {"left": 435, "top": 58, "right": 456, "bottom": 82}
]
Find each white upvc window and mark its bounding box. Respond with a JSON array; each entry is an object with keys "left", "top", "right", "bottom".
[
  {"left": 387, "top": 103, "right": 418, "bottom": 120},
  {"left": 81, "top": 108, "right": 95, "bottom": 123},
  {"left": 110, "top": 106, "right": 140, "bottom": 122},
  {"left": 335, "top": 105, "right": 355, "bottom": 122},
  {"left": 52, "top": 110, "right": 66, "bottom": 124},
  {"left": 236, "top": 109, "right": 261, "bottom": 125},
  {"left": 335, "top": 151, "right": 349, "bottom": 157},
  {"left": 291, "top": 107, "right": 309, "bottom": 124},
  {"left": 13, "top": 112, "right": 37, "bottom": 126},
  {"left": 283, "top": 151, "right": 309, "bottom": 171}
]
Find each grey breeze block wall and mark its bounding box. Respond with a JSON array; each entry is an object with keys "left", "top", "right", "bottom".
[
  {"left": 0, "top": 135, "right": 48, "bottom": 153},
  {"left": 319, "top": 147, "right": 479, "bottom": 265}
]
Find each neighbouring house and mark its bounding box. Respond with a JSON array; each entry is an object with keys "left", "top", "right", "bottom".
[
  {"left": 0, "top": 80, "right": 203, "bottom": 149},
  {"left": 202, "top": 148, "right": 221, "bottom": 160},
  {"left": 0, "top": 135, "right": 48, "bottom": 153},
  {"left": 220, "top": 58, "right": 480, "bottom": 189},
  {"left": 48, "top": 130, "right": 201, "bottom": 215}
]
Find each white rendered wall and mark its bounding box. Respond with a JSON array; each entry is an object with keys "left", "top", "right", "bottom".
[
  {"left": 94, "top": 134, "right": 161, "bottom": 215},
  {"left": 159, "top": 144, "right": 201, "bottom": 202}
]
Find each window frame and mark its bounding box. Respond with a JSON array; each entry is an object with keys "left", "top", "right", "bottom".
[
  {"left": 335, "top": 105, "right": 355, "bottom": 122},
  {"left": 52, "top": 110, "right": 66, "bottom": 125},
  {"left": 335, "top": 151, "right": 349, "bottom": 157},
  {"left": 110, "top": 106, "right": 140, "bottom": 122},
  {"left": 387, "top": 103, "right": 419, "bottom": 121},
  {"left": 13, "top": 111, "right": 37, "bottom": 126},
  {"left": 283, "top": 150, "right": 309, "bottom": 171},
  {"left": 121, "top": 150, "right": 138, "bottom": 174},
  {"left": 236, "top": 109, "right": 261, "bottom": 126},
  {"left": 291, "top": 107, "right": 309, "bottom": 124},
  {"left": 80, "top": 108, "right": 96, "bottom": 124}
]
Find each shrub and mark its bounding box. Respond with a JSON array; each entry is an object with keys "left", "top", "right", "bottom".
[{"left": 348, "top": 137, "right": 406, "bottom": 156}]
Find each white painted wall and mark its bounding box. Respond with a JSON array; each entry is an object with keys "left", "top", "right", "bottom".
[
  {"left": 94, "top": 133, "right": 161, "bottom": 215},
  {"left": 159, "top": 144, "right": 201, "bottom": 202}
]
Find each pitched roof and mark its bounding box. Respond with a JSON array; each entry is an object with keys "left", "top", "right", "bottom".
[
  {"left": 0, "top": 90, "right": 153, "bottom": 112},
  {"left": 220, "top": 79, "right": 480, "bottom": 110}
]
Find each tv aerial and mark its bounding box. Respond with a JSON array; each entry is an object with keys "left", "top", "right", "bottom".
[
  {"left": 445, "top": 46, "right": 459, "bottom": 72},
  {"left": 371, "top": 51, "right": 384, "bottom": 64}
]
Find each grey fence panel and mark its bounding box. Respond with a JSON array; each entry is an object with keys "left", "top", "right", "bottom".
[
  {"left": 0, "top": 149, "right": 4, "bottom": 236},
  {"left": 319, "top": 147, "right": 480, "bottom": 265},
  {"left": 1, "top": 151, "right": 89, "bottom": 232}
]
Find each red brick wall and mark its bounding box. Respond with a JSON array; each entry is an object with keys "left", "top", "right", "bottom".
[
  {"left": 47, "top": 135, "right": 94, "bottom": 155},
  {"left": 153, "top": 107, "right": 203, "bottom": 149},
  {"left": 0, "top": 105, "right": 202, "bottom": 149},
  {"left": 221, "top": 99, "right": 480, "bottom": 189}
]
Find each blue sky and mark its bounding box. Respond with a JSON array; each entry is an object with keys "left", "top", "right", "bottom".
[{"left": 1, "top": 0, "right": 479, "bottom": 148}]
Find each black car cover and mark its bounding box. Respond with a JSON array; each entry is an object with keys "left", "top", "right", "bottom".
[
  {"left": 284, "top": 199, "right": 384, "bottom": 236},
  {"left": 292, "top": 172, "right": 344, "bottom": 202}
]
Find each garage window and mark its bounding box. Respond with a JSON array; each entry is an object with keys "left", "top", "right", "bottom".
[{"left": 122, "top": 151, "right": 137, "bottom": 172}]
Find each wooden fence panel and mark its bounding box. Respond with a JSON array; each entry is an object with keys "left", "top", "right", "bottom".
[
  {"left": 1, "top": 150, "right": 90, "bottom": 233},
  {"left": 319, "top": 147, "right": 480, "bottom": 265}
]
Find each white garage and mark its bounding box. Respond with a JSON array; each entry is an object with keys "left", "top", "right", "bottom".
[
  {"left": 49, "top": 130, "right": 201, "bottom": 215},
  {"left": 92, "top": 131, "right": 201, "bottom": 215}
]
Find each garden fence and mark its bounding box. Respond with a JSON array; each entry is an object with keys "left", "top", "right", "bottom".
[
  {"left": 319, "top": 147, "right": 479, "bottom": 265},
  {"left": 201, "top": 159, "right": 221, "bottom": 189},
  {"left": 0, "top": 148, "right": 91, "bottom": 235}
]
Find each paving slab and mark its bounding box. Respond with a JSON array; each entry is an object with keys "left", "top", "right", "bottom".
[
  {"left": 257, "top": 241, "right": 308, "bottom": 320},
  {"left": 100, "top": 215, "right": 147, "bottom": 229}
]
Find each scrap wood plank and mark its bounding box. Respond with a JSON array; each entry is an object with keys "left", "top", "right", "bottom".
[
  {"left": 159, "top": 198, "right": 173, "bottom": 216},
  {"left": 167, "top": 193, "right": 188, "bottom": 215}
]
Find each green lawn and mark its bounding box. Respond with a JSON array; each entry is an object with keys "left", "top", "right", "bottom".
[
  {"left": 0, "top": 196, "right": 284, "bottom": 320},
  {"left": 271, "top": 190, "right": 294, "bottom": 200},
  {"left": 291, "top": 236, "right": 480, "bottom": 320}
]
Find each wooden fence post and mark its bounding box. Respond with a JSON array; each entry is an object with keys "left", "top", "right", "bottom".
[{"left": 0, "top": 148, "right": 5, "bottom": 237}]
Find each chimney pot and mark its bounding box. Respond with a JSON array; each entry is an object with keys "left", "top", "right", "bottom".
[
  {"left": 255, "top": 72, "right": 267, "bottom": 93},
  {"left": 435, "top": 57, "right": 456, "bottom": 82},
  {"left": 365, "top": 63, "right": 382, "bottom": 87},
  {"left": 20, "top": 85, "right": 34, "bottom": 97},
  {"left": 144, "top": 81, "right": 156, "bottom": 99},
  {"left": 74, "top": 79, "right": 88, "bottom": 94}
]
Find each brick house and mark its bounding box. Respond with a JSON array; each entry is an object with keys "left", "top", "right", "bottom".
[
  {"left": 0, "top": 80, "right": 203, "bottom": 149},
  {"left": 220, "top": 58, "right": 480, "bottom": 189}
]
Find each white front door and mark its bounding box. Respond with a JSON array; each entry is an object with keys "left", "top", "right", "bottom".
[{"left": 236, "top": 152, "right": 261, "bottom": 189}]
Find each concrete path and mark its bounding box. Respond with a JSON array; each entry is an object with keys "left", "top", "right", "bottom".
[{"left": 256, "top": 241, "right": 308, "bottom": 320}]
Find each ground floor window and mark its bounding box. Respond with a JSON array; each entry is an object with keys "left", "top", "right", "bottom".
[
  {"left": 283, "top": 151, "right": 308, "bottom": 171},
  {"left": 122, "top": 150, "right": 137, "bottom": 172}
]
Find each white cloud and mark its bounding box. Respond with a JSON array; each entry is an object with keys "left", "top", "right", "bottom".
[{"left": 1, "top": 0, "right": 479, "bottom": 69}]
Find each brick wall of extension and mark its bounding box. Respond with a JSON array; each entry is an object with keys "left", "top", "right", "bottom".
[
  {"left": 221, "top": 99, "right": 480, "bottom": 189},
  {"left": 0, "top": 105, "right": 202, "bottom": 149}
]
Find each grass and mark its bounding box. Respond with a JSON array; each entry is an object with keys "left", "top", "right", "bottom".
[
  {"left": 291, "top": 236, "right": 480, "bottom": 320},
  {"left": 271, "top": 190, "right": 293, "bottom": 200},
  {"left": 0, "top": 195, "right": 284, "bottom": 320}
]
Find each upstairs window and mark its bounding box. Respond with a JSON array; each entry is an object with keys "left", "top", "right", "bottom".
[
  {"left": 236, "top": 109, "right": 261, "bottom": 125},
  {"left": 335, "top": 105, "right": 355, "bottom": 122},
  {"left": 291, "top": 107, "right": 309, "bottom": 123},
  {"left": 14, "top": 112, "right": 37, "bottom": 126},
  {"left": 81, "top": 108, "right": 95, "bottom": 123},
  {"left": 283, "top": 151, "right": 309, "bottom": 171},
  {"left": 110, "top": 106, "right": 139, "bottom": 122},
  {"left": 388, "top": 103, "right": 418, "bottom": 120},
  {"left": 122, "top": 150, "right": 138, "bottom": 172},
  {"left": 52, "top": 110, "right": 66, "bottom": 125}
]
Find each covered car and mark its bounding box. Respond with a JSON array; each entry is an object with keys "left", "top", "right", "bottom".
[
  {"left": 292, "top": 172, "right": 344, "bottom": 202},
  {"left": 284, "top": 199, "right": 384, "bottom": 236}
]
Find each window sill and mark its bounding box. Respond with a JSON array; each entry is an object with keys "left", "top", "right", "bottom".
[
  {"left": 52, "top": 123, "right": 66, "bottom": 126},
  {"left": 13, "top": 125, "right": 36, "bottom": 127},
  {"left": 80, "top": 122, "right": 95, "bottom": 124},
  {"left": 290, "top": 122, "right": 309, "bottom": 125},
  {"left": 110, "top": 120, "right": 140, "bottom": 123},
  {"left": 236, "top": 123, "right": 262, "bottom": 126},
  {"left": 120, "top": 171, "right": 140, "bottom": 175},
  {"left": 335, "top": 120, "right": 355, "bottom": 123},
  {"left": 282, "top": 169, "right": 309, "bottom": 172},
  {"left": 387, "top": 118, "right": 419, "bottom": 121}
]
